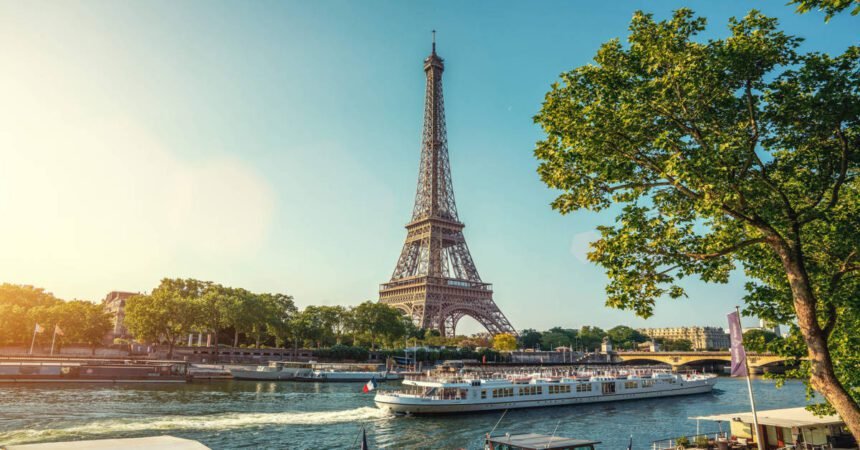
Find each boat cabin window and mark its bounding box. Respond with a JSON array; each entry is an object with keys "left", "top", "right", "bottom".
[
  {"left": 549, "top": 385, "right": 571, "bottom": 394},
  {"left": 576, "top": 383, "right": 593, "bottom": 393},
  {"left": 641, "top": 380, "right": 655, "bottom": 388},
  {"left": 624, "top": 381, "right": 638, "bottom": 389},
  {"left": 518, "top": 386, "right": 542, "bottom": 396},
  {"left": 493, "top": 388, "right": 514, "bottom": 398},
  {"left": 481, "top": 390, "right": 487, "bottom": 399},
  {"left": 601, "top": 382, "right": 616, "bottom": 394}
]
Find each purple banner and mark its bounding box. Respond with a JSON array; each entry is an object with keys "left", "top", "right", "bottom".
[{"left": 727, "top": 311, "right": 748, "bottom": 377}]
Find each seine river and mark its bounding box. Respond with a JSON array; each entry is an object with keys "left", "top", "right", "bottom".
[{"left": 0, "top": 377, "right": 810, "bottom": 449}]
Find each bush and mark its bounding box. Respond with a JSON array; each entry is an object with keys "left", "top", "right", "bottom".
[{"left": 676, "top": 436, "right": 689, "bottom": 448}]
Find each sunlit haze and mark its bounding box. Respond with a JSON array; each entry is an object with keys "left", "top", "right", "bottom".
[{"left": 1, "top": 0, "right": 856, "bottom": 333}]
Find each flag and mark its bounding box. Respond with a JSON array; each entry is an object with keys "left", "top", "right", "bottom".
[
  {"left": 362, "top": 378, "right": 377, "bottom": 393},
  {"left": 54, "top": 325, "right": 64, "bottom": 336},
  {"left": 34, "top": 323, "right": 44, "bottom": 334},
  {"left": 727, "top": 311, "right": 748, "bottom": 377},
  {"left": 360, "top": 428, "right": 368, "bottom": 450}
]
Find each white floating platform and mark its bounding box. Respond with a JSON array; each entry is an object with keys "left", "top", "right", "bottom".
[{"left": 3, "top": 436, "right": 211, "bottom": 450}]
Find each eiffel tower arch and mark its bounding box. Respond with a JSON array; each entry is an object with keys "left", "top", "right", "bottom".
[{"left": 379, "top": 34, "right": 516, "bottom": 337}]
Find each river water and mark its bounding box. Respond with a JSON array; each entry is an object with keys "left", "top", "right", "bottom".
[{"left": 0, "top": 377, "right": 810, "bottom": 449}]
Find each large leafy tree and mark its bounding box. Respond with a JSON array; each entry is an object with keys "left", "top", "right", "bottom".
[
  {"left": 124, "top": 279, "right": 203, "bottom": 359},
  {"left": 534, "top": 9, "right": 859, "bottom": 435}
]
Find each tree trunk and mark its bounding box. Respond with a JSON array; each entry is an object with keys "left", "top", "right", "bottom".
[
  {"left": 233, "top": 329, "right": 239, "bottom": 347},
  {"left": 777, "top": 243, "right": 860, "bottom": 441},
  {"left": 167, "top": 339, "right": 175, "bottom": 360}
]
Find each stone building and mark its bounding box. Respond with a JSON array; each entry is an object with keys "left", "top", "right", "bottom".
[
  {"left": 638, "top": 326, "right": 730, "bottom": 350},
  {"left": 102, "top": 291, "right": 138, "bottom": 341}
]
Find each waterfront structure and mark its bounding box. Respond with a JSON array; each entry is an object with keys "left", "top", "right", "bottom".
[
  {"left": 374, "top": 368, "right": 716, "bottom": 414},
  {"left": 378, "top": 35, "right": 515, "bottom": 337},
  {"left": 694, "top": 406, "right": 856, "bottom": 449},
  {"left": 102, "top": 291, "right": 138, "bottom": 341},
  {"left": 638, "top": 326, "right": 730, "bottom": 350}
]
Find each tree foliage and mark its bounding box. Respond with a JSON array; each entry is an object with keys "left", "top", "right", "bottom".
[
  {"left": 790, "top": 0, "right": 860, "bottom": 21},
  {"left": 493, "top": 333, "right": 518, "bottom": 351},
  {"left": 0, "top": 284, "right": 111, "bottom": 350},
  {"left": 534, "top": 9, "right": 859, "bottom": 435}
]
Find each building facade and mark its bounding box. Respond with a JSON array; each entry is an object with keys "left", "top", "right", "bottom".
[
  {"left": 102, "top": 291, "right": 138, "bottom": 341},
  {"left": 638, "top": 326, "right": 730, "bottom": 350}
]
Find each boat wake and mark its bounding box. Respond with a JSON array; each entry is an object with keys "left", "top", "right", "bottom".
[{"left": 0, "top": 406, "right": 390, "bottom": 445}]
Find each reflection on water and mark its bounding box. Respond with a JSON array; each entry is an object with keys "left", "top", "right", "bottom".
[{"left": 0, "top": 377, "right": 810, "bottom": 449}]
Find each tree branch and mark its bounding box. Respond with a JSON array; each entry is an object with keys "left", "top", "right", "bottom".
[{"left": 681, "top": 237, "right": 767, "bottom": 260}]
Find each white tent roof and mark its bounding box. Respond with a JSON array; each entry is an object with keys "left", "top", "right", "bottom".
[{"left": 692, "top": 406, "right": 844, "bottom": 428}]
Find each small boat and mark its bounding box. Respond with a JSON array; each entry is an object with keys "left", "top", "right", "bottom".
[
  {"left": 375, "top": 367, "right": 716, "bottom": 414},
  {"left": 297, "top": 369, "right": 400, "bottom": 382},
  {"left": 230, "top": 361, "right": 401, "bottom": 382},
  {"left": 229, "top": 361, "right": 314, "bottom": 380},
  {"left": 485, "top": 433, "right": 601, "bottom": 450}
]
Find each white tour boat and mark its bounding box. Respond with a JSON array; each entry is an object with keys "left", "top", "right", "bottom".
[{"left": 374, "top": 368, "right": 716, "bottom": 414}]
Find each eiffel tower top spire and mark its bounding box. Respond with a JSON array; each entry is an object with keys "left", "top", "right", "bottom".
[{"left": 414, "top": 31, "right": 456, "bottom": 222}]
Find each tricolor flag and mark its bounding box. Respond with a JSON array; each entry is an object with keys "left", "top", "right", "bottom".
[
  {"left": 54, "top": 325, "right": 64, "bottom": 336},
  {"left": 34, "top": 323, "right": 45, "bottom": 334},
  {"left": 362, "top": 378, "right": 377, "bottom": 393},
  {"left": 727, "top": 311, "right": 748, "bottom": 377}
]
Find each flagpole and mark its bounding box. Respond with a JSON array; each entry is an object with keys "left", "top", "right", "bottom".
[
  {"left": 736, "top": 306, "right": 763, "bottom": 450},
  {"left": 28, "top": 325, "right": 38, "bottom": 355},
  {"left": 50, "top": 327, "right": 57, "bottom": 356}
]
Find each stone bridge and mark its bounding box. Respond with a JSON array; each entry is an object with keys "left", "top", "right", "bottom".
[{"left": 616, "top": 351, "right": 792, "bottom": 372}]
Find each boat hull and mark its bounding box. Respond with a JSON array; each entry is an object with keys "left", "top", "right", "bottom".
[{"left": 374, "top": 381, "right": 714, "bottom": 414}]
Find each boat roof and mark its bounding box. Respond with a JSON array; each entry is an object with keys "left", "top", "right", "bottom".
[
  {"left": 487, "top": 433, "right": 601, "bottom": 449},
  {"left": 4, "top": 436, "right": 211, "bottom": 450},
  {"left": 691, "top": 406, "right": 844, "bottom": 428}
]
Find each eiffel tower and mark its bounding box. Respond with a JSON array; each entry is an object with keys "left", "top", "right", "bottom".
[{"left": 379, "top": 34, "right": 516, "bottom": 337}]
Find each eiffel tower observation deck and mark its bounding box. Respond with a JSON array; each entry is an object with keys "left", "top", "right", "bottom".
[{"left": 379, "top": 33, "right": 516, "bottom": 337}]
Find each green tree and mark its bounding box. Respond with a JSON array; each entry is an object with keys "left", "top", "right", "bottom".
[
  {"left": 578, "top": 326, "right": 606, "bottom": 351},
  {"left": 790, "top": 0, "right": 860, "bottom": 21},
  {"left": 518, "top": 328, "right": 543, "bottom": 349},
  {"left": 352, "top": 302, "right": 408, "bottom": 350},
  {"left": 493, "top": 333, "right": 518, "bottom": 351},
  {"left": 124, "top": 279, "right": 203, "bottom": 359},
  {"left": 743, "top": 329, "right": 782, "bottom": 352},
  {"left": 607, "top": 325, "right": 648, "bottom": 350},
  {"left": 197, "top": 282, "right": 231, "bottom": 359},
  {"left": 53, "top": 300, "right": 112, "bottom": 354},
  {"left": 534, "top": 9, "right": 860, "bottom": 435},
  {"left": 0, "top": 284, "right": 61, "bottom": 345}
]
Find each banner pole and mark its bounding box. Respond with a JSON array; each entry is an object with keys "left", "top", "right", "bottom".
[
  {"left": 50, "top": 328, "right": 57, "bottom": 356},
  {"left": 29, "top": 326, "right": 37, "bottom": 355},
  {"left": 737, "top": 306, "right": 763, "bottom": 450}
]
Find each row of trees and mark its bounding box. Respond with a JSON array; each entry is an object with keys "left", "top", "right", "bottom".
[
  {"left": 0, "top": 284, "right": 112, "bottom": 351},
  {"left": 123, "top": 278, "right": 418, "bottom": 359}
]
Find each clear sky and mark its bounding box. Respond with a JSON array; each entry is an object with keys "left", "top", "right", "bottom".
[{"left": 0, "top": 1, "right": 856, "bottom": 333}]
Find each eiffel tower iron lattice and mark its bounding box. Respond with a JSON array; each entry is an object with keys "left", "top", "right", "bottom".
[{"left": 378, "top": 35, "right": 516, "bottom": 337}]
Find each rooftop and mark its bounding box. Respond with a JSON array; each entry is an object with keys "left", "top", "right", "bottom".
[{"left": 692, "top": 406, "right": 844, "bottom": 428}]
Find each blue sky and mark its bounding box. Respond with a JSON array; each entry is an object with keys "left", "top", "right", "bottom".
[{"left": 0, "top": 1, "right": 856, "bottom": 333}]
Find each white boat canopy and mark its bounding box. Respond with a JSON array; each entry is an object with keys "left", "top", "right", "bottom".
[
  {"left": 4, "top": 436, "right": 211, "bottom": 450},
  {"left": 690, "top": 406, "right": 844, "bottom": 428}
]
